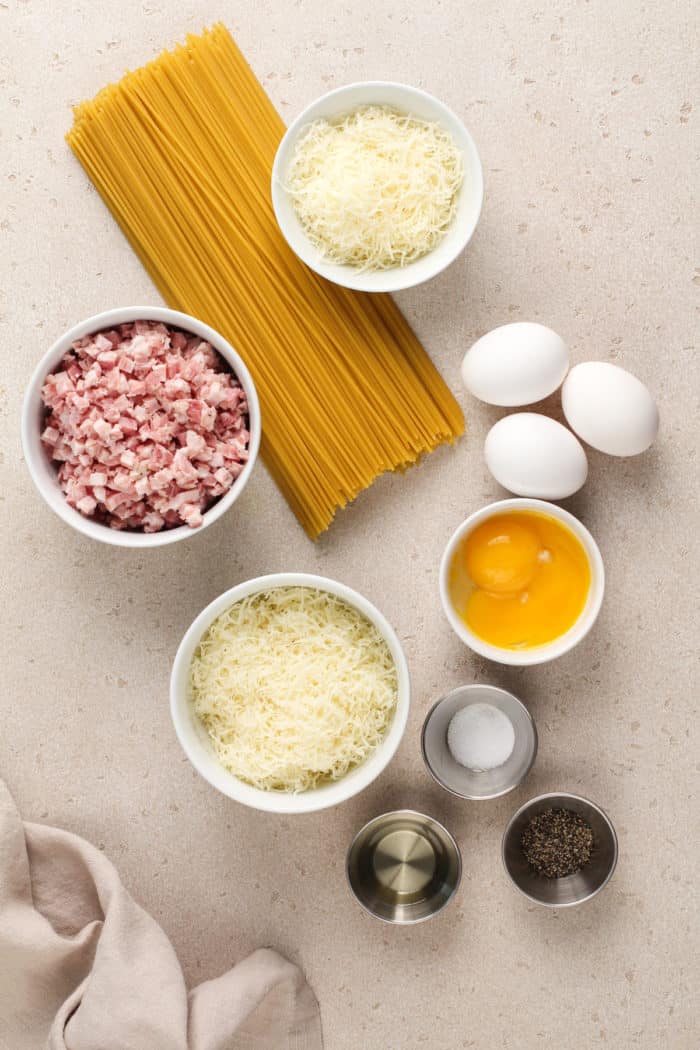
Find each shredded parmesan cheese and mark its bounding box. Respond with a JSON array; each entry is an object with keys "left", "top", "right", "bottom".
[
  {"left": 286, "top": 104, "right": 464, "bottom": 271},
  {"left": 189, "top": 586, "right": 399, "bottom": 793}
]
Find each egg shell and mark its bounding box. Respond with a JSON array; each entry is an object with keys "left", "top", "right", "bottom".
[
  {"left": 461, "top": 322, "right": 569, "bottom": 406},
  {"left": 562, "top": 361, "right": 659, "bottom": 456},
  {"left": 484, "top": 413, "right": 588, "bottom": 499}
]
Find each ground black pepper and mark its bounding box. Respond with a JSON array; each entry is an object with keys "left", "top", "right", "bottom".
[{"left": 521, "top": 807, "right": 594, "bottom": 878}]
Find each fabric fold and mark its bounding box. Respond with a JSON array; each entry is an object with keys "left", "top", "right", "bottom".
[{"left": 0, "top": 779, "right": 322, "bottom": 1050}]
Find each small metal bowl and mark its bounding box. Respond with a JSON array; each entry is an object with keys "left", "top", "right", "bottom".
[
  {"left": 421, "top": 684, "right": 537, "bottom": 800},
  {"left": 346, "top": 810, "right": 461, "bottom": 924},
  {"left": 502, "top": 792, "right": 618, "bottom": 907}
]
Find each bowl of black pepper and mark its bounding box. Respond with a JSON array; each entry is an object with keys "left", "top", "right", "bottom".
[{"left": 501, "top": 792, "right": 618, "bottom": 907}]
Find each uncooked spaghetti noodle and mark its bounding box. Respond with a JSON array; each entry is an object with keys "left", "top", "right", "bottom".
[{"left": 67, "top": 24, "right": 464, "bottom": 538}]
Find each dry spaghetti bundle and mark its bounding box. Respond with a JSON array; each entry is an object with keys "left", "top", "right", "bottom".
[{"left": 67, "top": 24, "right": 464, "bottom": 538}]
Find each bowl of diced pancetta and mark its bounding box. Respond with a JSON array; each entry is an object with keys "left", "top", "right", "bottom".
[{"left": 21, "top": 306, "right": 261, "bottom": 547}]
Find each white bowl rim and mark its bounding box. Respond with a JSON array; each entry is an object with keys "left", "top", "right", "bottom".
[
  {"left": 20, "top": 305, "right": 261, "bottom": 548},
  {"left": 439, "top": 498, "right": 605, "bottom": 666},
  {"left": 271, "top": 79, "right": 484, "bottom": 293},
  {"left": 170, "top": 572, "right": 411, "bottom": 814}
]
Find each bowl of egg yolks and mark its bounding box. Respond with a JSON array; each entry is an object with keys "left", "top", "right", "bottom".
[{"left": 440, "top": 499, "right": 605, "bottom": 665}]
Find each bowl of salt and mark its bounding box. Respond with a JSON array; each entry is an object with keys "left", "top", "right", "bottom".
[{"left": 421, "top": 684, "right": 537, "bottom": 800}]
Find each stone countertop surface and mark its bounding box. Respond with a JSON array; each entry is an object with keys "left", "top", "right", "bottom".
[{"left": 1, "top": 1, "right": 698, "bottom": 1047}]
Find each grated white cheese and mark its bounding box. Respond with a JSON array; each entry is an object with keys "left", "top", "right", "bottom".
[
  {"left": 286, "top": 105, "right": 464, "bottom": 270},
  {"left": 189, "top": 586, "right": 398, "bottom": 793}
]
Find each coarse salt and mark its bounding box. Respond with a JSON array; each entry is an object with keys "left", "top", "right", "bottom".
[{"left": 446, "top": 702, "right": 515, "bottom": 772}]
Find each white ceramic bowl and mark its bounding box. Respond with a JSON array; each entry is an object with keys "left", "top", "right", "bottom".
[
  {"left": 271, "top": 81, "right": 483, "bottom": 293},
  {"left": 21, "top": 306, "right": 261, "bottom": 548},
  {"left": 439, "top": 499, "right": 605, "bottom": 666},
  {"left": 170, "top": 572, "right": 411, "bottom": 814}
]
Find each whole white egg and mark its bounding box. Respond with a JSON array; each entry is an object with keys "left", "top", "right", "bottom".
[
  {"left": 461, "top": 322, "right": 569, "bottom": 406},
  {"left": 562, "top": 362, "right": 659, "bottom": 456},
  {"left": 484, "top": 413, "right": 588, "bottom": 499}
]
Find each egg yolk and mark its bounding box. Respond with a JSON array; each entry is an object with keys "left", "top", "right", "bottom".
[
  {"left": 464, "top": 519, "right": 540, "bottom": 594},
  {"left": 449, "top": 511, "right": 591, "bottom": 649}
]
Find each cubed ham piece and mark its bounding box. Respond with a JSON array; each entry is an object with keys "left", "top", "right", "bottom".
[
  {"left": 93, "top": 333, "right": 113, "bottom": 352},
  {"left": 143, "top": 511, "right": 166, "bottom": 532},
  {"left": 41, "top": 426, "right": 60, "bottom": 446},
  {"left": 185, "top": 430, "right": 206, "bottom": 457},
  {"left": 97, "top": 350, "right": 118, "bottom": 369},
  {"left": 179, "top": 503, "right": 203, "bottom": 528},
  {"left": 76, "top": 495, "right": 98, "bottom": 515}
]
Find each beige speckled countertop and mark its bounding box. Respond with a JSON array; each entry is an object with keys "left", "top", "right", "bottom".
[{"left": 2, "top": 1, "right": 698, "bottom": 1047}]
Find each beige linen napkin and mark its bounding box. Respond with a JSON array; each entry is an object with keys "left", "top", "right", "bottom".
[{"left": 0, "top": 779, "right": 322, "bottom": 1050}]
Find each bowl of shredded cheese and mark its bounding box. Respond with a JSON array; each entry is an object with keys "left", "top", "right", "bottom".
[
  {"left": 170, "top": 573, "right": 411, "bottom": 813},
  {"left": 271, "top": 81, "right": 483, "bottom": 292}
]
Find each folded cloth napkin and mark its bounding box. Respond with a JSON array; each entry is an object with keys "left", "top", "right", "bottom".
[{"left": 0, "top": 779, "right": 322, "bottom": 1050}]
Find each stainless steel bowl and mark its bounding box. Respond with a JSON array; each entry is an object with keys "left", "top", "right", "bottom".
[
  {"left": 346, "top": 810, "right": 462, "bottom": 924},
  {"left": 421, "top": 684, "right": 537, "bottom": 800},
  {"left": 502, "top": 792, "right": 618, "bottom": 907}
]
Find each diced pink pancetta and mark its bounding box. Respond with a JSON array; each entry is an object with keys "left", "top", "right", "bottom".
[
  {"left": 104, "top": 490, "right": 131, "bottom": 513},
  {"left": 149, "top": 444, "right": 173, "bottom": 470},
  {"left": 179, "top": 503, "right": 203, "bottom": 528},
  {"left": 102, "top": 401, "right": 121, "bottom": 424},
  {"left": 40, "top": 320, "right": 249, "bottom": 531},
  {"left": 201, "top": 380, "right": 226, "bottom": 407},
  {"left": 41, "top": 426, "right": 60, "bottom": 446},
  {"left": 143, "top": 511, "right": 165, "bottom": 532},
  {"left": 173, "top": 448, "right": 199, "bottom": 483},
  {"left": 92, "top": 418, "right": 112, "bottom": 442},
  {"left": 149, "top": 468, "right": 172, "bottom": 492},
  {"left": 161, "top": 489, "right": 201, "bottom": 513},
  {"left": 93, "top": 333, "right": 113, "bottom": 352},
  {"left": 165, "top": 377, "right": 190, "bottom": 398},
  {"left": 106, "top": 368, "right": 129, "bottom": 394},
  {"left": 52, "top": 371, "right": 75, "bottom": 397},
  {"left": 97, "top": 350, "right": 118, "bottom": 369},
  {"left": 118, "top": 416, "right": 139, "bottom": 436},
  {"left": 76, "top": 495, "right": 98, "bottom": 515},
  {"left": 185, "top": 430, "right": 206, "bottom": 457}
]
